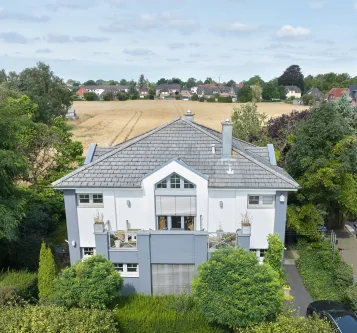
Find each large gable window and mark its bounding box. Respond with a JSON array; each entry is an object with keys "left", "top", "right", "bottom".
[
  {"left": 157, "top": 180, "right": 167, "bottom": 189},
  {"left": 184, "top": 179, "right": 194, "bottom": 189},
  {"left": 170, "top": 174, "right": 181, "bottom": 188}
]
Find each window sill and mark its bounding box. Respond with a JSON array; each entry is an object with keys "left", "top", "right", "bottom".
[
  {"left": 120, "top": 273, "right": 139, "bottom": 278},
  {"left": 77, "top": 204, "right": 104, "bottom": 208},
  {"left": 247, "top": 205, "right": 274, "bottom": 209}
]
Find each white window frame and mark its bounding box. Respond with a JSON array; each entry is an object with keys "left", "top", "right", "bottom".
[
  {"left": 77, "top": 193, "right": 104, "bottom": 207},
  {"left": 250, "top": 249, "right": 267, "bottom": 263},
  {"left": 82, "top": 247, "right": 96, "bottom": 260},
  {"left": 155, "top": 174, "right": 196, "bottom": 190},
  {"left": 170, "top": 174, "right": 181, "bottom": 189},
  {"left": 247, "top": 195, "right": 275, "bottom": 209},
  {"left": 113, "top": 263, "right": 139, "bottom": 277}
]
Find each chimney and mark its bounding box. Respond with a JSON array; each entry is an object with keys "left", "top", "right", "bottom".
[
  {"left": 221, "top": 118, "right": 233, "bottom": 158},
  {"left": 184, "top": 110, "right": 195, "bottom": 122}
]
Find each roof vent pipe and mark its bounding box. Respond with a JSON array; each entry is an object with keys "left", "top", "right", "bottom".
[
  {"left": 221, "top": 118, "right": 233, "bottom": 158},
  {"left": 211, "top": 144, "right": 216, "bottom": 154},
  {"left": 184, "top": 110, "right": 195, "bottom": 122}
]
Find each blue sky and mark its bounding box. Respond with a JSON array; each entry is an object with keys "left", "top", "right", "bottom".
[{"left": 0, "top": 0, "right": 356, "bottom": 83}]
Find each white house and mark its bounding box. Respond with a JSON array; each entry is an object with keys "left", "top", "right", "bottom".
[
  {"left": 284, "top": 86, "right": 302, "bottom": 99},
  {"left": 52, "top": 110, "right": 299, "bottom": 295}
]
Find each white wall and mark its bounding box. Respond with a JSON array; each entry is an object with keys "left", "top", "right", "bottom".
[
  {"left": 286, "top": 91, "right": 301, "bottom": 99},
  {"left": 208, "top": 189, "right": 276, "bottom": 249}
]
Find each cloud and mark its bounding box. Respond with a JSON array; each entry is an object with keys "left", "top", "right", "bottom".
[
  {"left": 213, "top": 21, "right": 258, "bottom": 36},
  {"left": 123, "top": 48, "right": 155, "bottom": 56},
  {"left": 189, "top": 42, "right": 201, "bottom": 47},
  {"left": 189, "top": 53, "right": 200, "bottom": 57},
  {"left": 166, "top": 58, "right": 179, "bottom": 62},
  {"left": 0, "top": 8, "right": 49, "bottom": 22},
  {"left": 168, "top": 43, "right": 185, "bottom": 49},
  {"left": 36, "top": 48, "right": 52, "bottom": 53},
  {"left": 0, "top": 32, "right": 29, "bottom": 44},
  {"left": 309, "top": 1, "right": 326, "bottom": 9},
  {"left": 101, "top": 12, "right": 199, "bottom": 35},
  {"left": 185, "top": 60, "right": 196, "bottom": 63},
  {"left": 45, "top": 0, "right": 93, "bottom": 11},
  {"left": 46, "top": 34, "right": 109, "bottom": 43},
  {"left": 93, "top": 51, "right": 109, "bottom": 55},
  {"left": 354, "top": 1, "right": 357, "bottom": 9},
  {"left": 276, "top": 25, "right": 311, "bottom": 40},
  {"left": 314, "top": 38, "right": 335, "bottom": 44}
]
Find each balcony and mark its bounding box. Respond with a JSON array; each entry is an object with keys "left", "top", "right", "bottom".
[{"left": 110, "top": 230, "right": 140, "bottom": 250}]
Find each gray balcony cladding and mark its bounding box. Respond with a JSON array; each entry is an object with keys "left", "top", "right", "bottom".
[{"left": 52, "top": 118, "right": 299, "bottom": 189}]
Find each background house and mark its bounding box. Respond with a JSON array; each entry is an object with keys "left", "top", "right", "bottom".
[
  {"left": 139, "top": 87, "right": 149, "bottom": 98},
  {"left": 156, "top": 84, "right": 181, "bottom": 97},
  {"left": 327, "top": 88, "right": 348, "bottom": 101},
  {"left": 348, "top": 85, "right": 357, "bottom": 105},
  {"left": 284, "top": 86, "right": 302, "bottom": 99},
  {"left": 52, "top": 111, "right": 298, "bottom": 295},
  {"left": 304, "top": 87, "right": 324, "bottom": 101}
]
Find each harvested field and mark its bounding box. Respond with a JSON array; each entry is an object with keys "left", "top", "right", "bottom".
[{"left": 70, "top": 100, "right": 308, "bottom": 154}]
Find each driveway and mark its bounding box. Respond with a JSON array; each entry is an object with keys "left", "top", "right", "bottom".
[{"left": 284, "top": 250, "right": 313, "bottom": 316}]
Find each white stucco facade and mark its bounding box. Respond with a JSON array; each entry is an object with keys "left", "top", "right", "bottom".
[{"left": 74, "top": 160, "right": 280, "bottom": 250}]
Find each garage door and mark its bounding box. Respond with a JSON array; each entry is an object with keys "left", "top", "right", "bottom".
[{"left": 152, "top": 264, "right": 195, "bottom": 295}]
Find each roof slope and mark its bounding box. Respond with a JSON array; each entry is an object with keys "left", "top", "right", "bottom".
[
  {"left": 328, "top": 88, "right": 347, "bottom": 98},
  {"left": 284, "top": 86, "right": 302, "bottom": 93},
  {"left": 52, "top": 119, "right": 299, "bottom": 189}
]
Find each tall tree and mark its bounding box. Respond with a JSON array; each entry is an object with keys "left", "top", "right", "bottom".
[
  {"left": 251, "top": 84, "right": 263, "bottom": 102},
  {"left": 226, "top": 79, "right": 236, "bottom": 87},
  {"left": 237, "top": 85, "right": 253, "bottom": 103},
  {"left": 157, "top": 78, "right": 168, "bottom": 85},
  {"left": 245, "top": 75, "right": 265, "bottom": 87},
  {"left": 95, "top": 79, "right": 105, "bottom": 85},
  {"left": 83, "top": 80, "right": 96, "bottom": 86},
  {"left": 278, "top": 65, "right": 304, "bottom": 91},
  {"left": 119, "top": 79, "right": 128, "bottom": 86},
  {"left": 16, "top": 62, "right": 72, "bottom": 124},
  {"left": 204, "top": 77, "right": 214, "bottom": 84},
  {"left": 38, "top": 241, "right": 56, "bottom": 301},
  {"left": 0, "top": 69, "right": 7, "bottom": 83},
  {"left": 185, "top": 77, "right": 197, "bottom": 89},
  {"left": 138, "top": 74, "right": 146, "bottom": 89}
]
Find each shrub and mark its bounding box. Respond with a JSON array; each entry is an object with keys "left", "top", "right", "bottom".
[
  {"left": 218, "top": 96, "right": 232, "bottom": 103},
  {"left": 199, "top": 96, "right": 204, "bottom": 102},
  {"left": 0, "top": 305, "right": 118, "bottom": 332},
  {"left": 0, "top": 270, "right": 37, "bottom": 304},
  {"left": 83, "top": 92, "right": 98, "bottom": 101},
  {"left": 115, "top": 294, "right": 228, "bottom": 333},
  {"left": 238, "top": 312, "right": 334, "bottom": 333},
  {"left": 52, "top": 255, "right": 123, "bottom": 309},
  {"left": 192, "top": 248, "right": 283, "bottom": 329},
  {"left": 38, "top": 242, "right": 56, "bottom": 302},
  {"left": 191, "top": 93, "right": 199, "bottom": 101},
  {"left": 345, "top": 283, "right": 357, "bottom": 311},
  {"left": 264, "top": 233, "right": 284, "bottom": 275},
  {"left": 296, "top": 241, "right": 353, "bottom": 301}
]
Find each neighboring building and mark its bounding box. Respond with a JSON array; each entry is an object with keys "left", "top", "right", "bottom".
[
  {"left": 190, "top": 86, "right": 198, "bottom": 94},
  {"left": 65, "top": 109, "right": 79, "bottom": 120},
  {"left": 77, "top": 85, "right": 130, "bottom": 100},
  {"left": 348, "top": 85, "right": 357, "bottom": 105},
  {"left": 304, "top": 87, "right": 324, "bottom": 101},
  {"left": 156, "top": 84, "right": 181, "bottom": 97},
  {"left": 52, "top": 111, "right": 299, "bottom": 295},
  {"left": 75, "top": 87, "right": 87, "bottom": 99},
  {"left": 139, "top": 87, "right": 149, "bottom": 98},
  {"left": 197, "top": 85, "right": 236, "bottom": 99},
  {"left": 181, "top": 89, "right": 192, "bottom": 99},
  {"left": 327, "top": 88, "right": 348, "bottom": 101},
  {"left": 284, "top": 86, "right": 302, "bottom": 99}
]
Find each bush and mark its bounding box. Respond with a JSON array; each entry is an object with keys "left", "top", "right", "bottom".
[
  {"left": 83, "top": 92, "right": 98, "bottom": 101},
  {"left": 191, "top": 93, "right": 199, "bottom": 101},
  {"left": 0, "top": 270, "right": 37, "bottom": 304},
  {"left": 199, "top": 96, "right": 204, "bottom": 102},
  {"left": 345, "top": 283, "right": 357, "bottom": 311},
  {"left": 192, "top": 248, "right": 283, "bottom": 329},
  {"left": 52, "top": 255, "right": 123, "bottom": 309},
  {"left": 38, "top": 242, "right": 56, "bottom": 301},
  {"left": 218, "top": 96, "right": 232, "bottom": 103},
  {"left": 115, "top": 294, "right": 228, "bottom": 333},
  {"left": 296, "top": 241, "right": 353, "bottom": 301},
  {"left": 0, "top": 305, "right": 118, "bottom": 332},
  {"left": 264, "top": 233, "right": 284, "bottom": 275},
  {"left": 238, "top": 312, "right": 334, "bottom": 333}
]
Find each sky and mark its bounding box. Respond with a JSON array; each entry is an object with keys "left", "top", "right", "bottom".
[{"left": 0, "top": 0, "right": 356, "bottom": 83}]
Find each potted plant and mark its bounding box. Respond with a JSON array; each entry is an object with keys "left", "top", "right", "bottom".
[
  {"left": 241, "top": 212, "right": 252, "bottom": 235},
  {"left": 93, "top": 211, "right": 105, "bottom": 233}
]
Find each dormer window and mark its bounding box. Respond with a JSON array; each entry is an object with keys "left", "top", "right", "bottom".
[
  {"left": 170, "top": 174, "right": 181, "bottom": 188},
  {"left": 184, "top": 179, "right": 194, "bottom": 188},
  {"left": 157, "top": 180, "right": 167, "bottom": 188}
]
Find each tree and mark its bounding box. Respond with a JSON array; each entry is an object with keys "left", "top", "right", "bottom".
[
  {"left": 52, "top": 255, "right": 123, "bottom": 309},
  {"left": 278, "top": 65, "right": 304, "bottom": 91},
  {"left": 148, "top": 83, "right": 156, "bottom": 100},
  {"left": 245, "top": 75, "right": 265, "bottom": 87},
  {"left": 226, "top": 79, "right": 236, "bottom": 87},
  {"left": 95, "top": 79, "right": 104, "bottom": 85},
  {"left": 287, "top": 102, "right": 357, "bottom": 228},
  {"left": 192, "top": 248, "right": 283, "bottom": 329},
  {"left": 83, "top": 92, "right": 98, "bottom": 101},
  {"left": 157, "top": 78, "right": 168, "bottom": 85},
  {"left": 191, "top": 93, "right": 199, "bottom": 101},
  {"left": 0, "top": 69, "right": 7, "bottom": 83},
  {"left": 232, "top": 102, "right": 268, "bottom": 144},
  {"left": 38, "top": 241, "right": 56, "bottom": 301},
  {"left": 83, "top": 80, "right": 96, "bottom": 86},
  {"left": 128, "top": 80, "right": 139, "bottom": 100},
  {"left": 102, "top": 92, "right": 114, "bottom": 101},
  {"left": 264, "top": 233, "right": 284, "bottom": 275},
  {"left": 138, "top": 74, "right": 146, "bottom": 89},
  {"left": 186, "top": 77, "right": 197, "bottom": 89},
  {"left": 278, "top": 85, "right": 286, "bottom": 100},
  {"left": 169, "top": 77, "right": 182, "bottom": 85},
  {"left": 107, "top": 80, "right": 118, "bottom": 86},
  {"left": 16, "top": 62, "right": 72, "bottom": 124},
  {"left": 204, "top": 77, "right": 214, "bottom": 84},
  {"left": 301, "top": 94, "right": 314, "bottom": 106},
  {"left": 262, "top": 82, "right": 280, "bottom": 100},
  {"left": 119, "top": 79, "right": 128, "bottom": 86},
  {"left": 237, "top": 85, "right": 253, "bottom": 103},
  {"left": 238, "top": 312, "right": 335, "bottom": 333},
  {"left": 251, "top": 84, "right": 262, "bottom": 102},
  {"left": 116, "top": 91, "right": 128, "bottom": 101}
]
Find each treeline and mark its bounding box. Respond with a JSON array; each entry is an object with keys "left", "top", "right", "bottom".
[{"left": 0, "top": 63, "right": 83, "bottom": 270}]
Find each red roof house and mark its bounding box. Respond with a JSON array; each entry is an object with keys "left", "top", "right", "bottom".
[
  {"left": 327, "top": 88, "right": 348, "bottom": 100},
  {"left": 76, "top": 87, "right": 87, "bottom": 97}
]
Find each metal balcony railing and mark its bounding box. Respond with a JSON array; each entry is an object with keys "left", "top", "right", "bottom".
[{"left": 208, "top": 232, "right": 238, "bottom": 250}]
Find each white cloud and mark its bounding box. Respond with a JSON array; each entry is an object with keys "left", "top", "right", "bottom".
[
  {"left": 354, "top": 1, "right": 357, "bottom": 9},
  {"left": 276, "top": 25, "right": 311, "bottom": 40},
  {"left": 228, "top": 22, "right": 256, "bottom": 32},
  {"left": 309, "top": 1, "right": 326, "bottom": 9},
  {"left": 123, "top": 48, "right": 155, "bottom": 56},
  {"left": 212, "top": 21, "right": 258, "bottom": 36}
]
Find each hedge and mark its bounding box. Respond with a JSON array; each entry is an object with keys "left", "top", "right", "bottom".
[
  {"left": 296, "top": 241, "right": 353, "bottom": 301},
  {"left": 115, "top": 294, "right": 229, "bottom": 333},
  {"left": 0, "top": 305, "right": 118, "bottom": 332},
  {"left": 0, "top": 270, "right": 37, "bottom": 304}
]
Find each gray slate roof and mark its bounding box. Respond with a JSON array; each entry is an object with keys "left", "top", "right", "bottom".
[
  {"left": 349, "top": 85, "right": 357, "bottom": 99},
  {"left": 284, "top": 86, "right": 302, "bottom": 93},
  {"left": 52, "top": 119, "right": 299, "bottom": 189},
  {"left": 305, "top": 87, "right": 324, "bottom": 99}
]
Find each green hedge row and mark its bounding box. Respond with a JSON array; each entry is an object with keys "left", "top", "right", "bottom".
[
  {"left": 0, "top": 270, "right": 38, "bottom": 304},
  {"left": 0, "top": 305, "right": 118, "bottom": 332},
  {"left": 206, "top": 96, "right": 233, "bottom": 103},
  {"left": 115, "top": 294, "right": 229, "bottom": 333},
  {"left": 296, "top": 241, "right": 353, "bottom": 301}
]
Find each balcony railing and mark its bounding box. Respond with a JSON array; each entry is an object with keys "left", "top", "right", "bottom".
[
  {"left": 110, "top": 230, "right": 139, "bottom": 249},
  {"left": 208, "top": 232, "right": 238, "bottom": 250}
]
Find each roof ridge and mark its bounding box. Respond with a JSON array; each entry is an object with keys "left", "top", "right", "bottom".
[{"left": 51, "top": 118, "right": 181, "bottom": 187}]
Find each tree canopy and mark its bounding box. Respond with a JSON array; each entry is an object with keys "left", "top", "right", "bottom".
[{"left": 278, "top": 65, "right": 304, "bottom": 91}]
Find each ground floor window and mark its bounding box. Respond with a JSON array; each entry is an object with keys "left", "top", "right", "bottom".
[
  {"left": 81, "top": 247, "right": 96, "bottom": 260},
  {"left": 152, "top": 264, "right": 195, "bottom": 295},
  {"left": 250, "top": 249, "right": 267, "bottom": 263},
  {"left": 113, "top": 263, "right": 139, "bottom": 277},
  {"left": 156, "top": 216, "right": 195, "bottom": 231}
]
